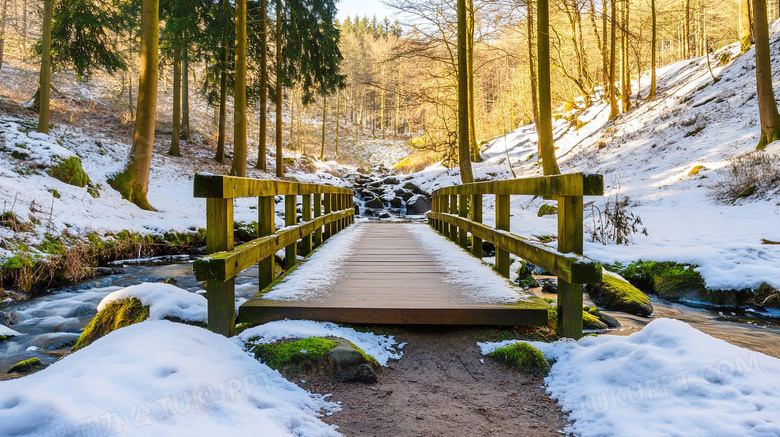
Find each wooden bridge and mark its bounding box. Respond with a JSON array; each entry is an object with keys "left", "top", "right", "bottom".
[{"left": 193, "top": 173, "right": 603, "bottom": 339}]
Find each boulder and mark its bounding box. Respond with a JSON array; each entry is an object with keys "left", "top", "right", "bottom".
[
  {"left": 383, "top": 177, "right": 399, "bottom": 185},
  {"left": 365, "top": 197, "right": 384, "bottom": 209},
  {"left": 585, "top": 271, "right": 654, "bottom": 317},
  {"left": 0, "top": 310, "right": 20, "bottom": 327},
  {"left": 363, "top": 208, "right": 375, "bottom": 217},
  {"left": 401, "top": 191, "right": 414, "bottom": 201},
  {"left": 8, "top": 357, "right": 45, "bottom": 374},
  {"left": 394, "top": 188, "right": 406, "bottom": 196},
  {"left": 390, "top": 197, "right": 404, "bottom": 208},
  {"left": 406, "top": 194, "right": 431, "bottom": 214},
  {"left": 72, "top": 297, "right": 150, "bottom": 351},
  {"left": 354, "top": 204, "right": 360, "bottom": 215},
  {"left": 378, "top": 212, "right": 391, "bottom": 219}
]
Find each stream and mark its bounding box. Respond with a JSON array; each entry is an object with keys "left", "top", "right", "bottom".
[{"left": 2, "top": 259, "right": 780, "bottom": 379}]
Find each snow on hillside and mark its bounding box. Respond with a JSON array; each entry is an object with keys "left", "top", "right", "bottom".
[
  {"left": 480, "top": 318, "right": 780, "bottom": 437},
  {"left": 401, "top": 29, "right": 780, "bottom": 291}
]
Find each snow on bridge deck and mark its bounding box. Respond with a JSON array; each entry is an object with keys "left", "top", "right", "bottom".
[{"left": 238, "top": 222, "right": 549, "bottom": 326}]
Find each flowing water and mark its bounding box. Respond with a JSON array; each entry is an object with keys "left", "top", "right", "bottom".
[{"left": 2, "top": 260, "right": 779, "bottom": 380}]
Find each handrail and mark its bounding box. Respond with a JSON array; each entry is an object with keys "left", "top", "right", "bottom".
[
  {"left": 427, "top": 172, "right": 603, "bottom": 339},
  {"left": 192, "top": 174, "right": 355, "bottom": 336}
]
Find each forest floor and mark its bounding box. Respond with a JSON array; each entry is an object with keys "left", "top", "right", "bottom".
[{"left": 309, "top": 326, "right": 566, "bottom": 436}]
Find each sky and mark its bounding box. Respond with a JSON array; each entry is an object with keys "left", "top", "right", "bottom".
[{"left": 336, "top": 0, "right": 397, "bottom": 22}]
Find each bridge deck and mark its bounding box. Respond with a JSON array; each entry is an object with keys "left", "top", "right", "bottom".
[{"left": 238, "top": 222, "right": 549, "bottom": 326}]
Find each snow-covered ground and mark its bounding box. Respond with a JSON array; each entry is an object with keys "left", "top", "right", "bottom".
[
  {"left": 400, "top": 30, "right": 780, "bottom": 291},
  {"left": 480, "top": 318, "right": 780, "bottom": 437}
]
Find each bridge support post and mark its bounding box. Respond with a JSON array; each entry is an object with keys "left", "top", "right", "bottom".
[
  {"left": 449, "top": 194, "right": 458, "bottom": 241},
  {"left": 314, "top": 194, "right": 323, "bottom": 247},
  {"left": 557, "top": 195, "right": 584, "bottom": 339},
  {"left": 458, "top": 194, "right": 468, "bottom": 249},
  {"left": 496, "top": 194, "right": 510, "bottom": 277},
  {"left": 284, "top": 195, "right": 297, "bottom": 270},
  {"left": 206, "top": 198, "right": 235, "bottom": 336},
  {"left": 471, "top": 194, "right": 482, "bottom": 258},
  {"left": 324, "top": 194, "right": 332, "bottom": 240},
  {"left": 301, "top": 194, "right": 312, "bottom": 256},
  {"left": 258, "top": 196, "right": 275, "bottom": 290}
]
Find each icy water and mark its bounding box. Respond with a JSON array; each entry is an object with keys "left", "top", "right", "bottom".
[{"left": 2, "top": 260, "right": 780, "bottom": 379}]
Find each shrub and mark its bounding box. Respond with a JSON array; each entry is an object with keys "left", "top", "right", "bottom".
[{"left": 709, "top": 151, "right": 780, "bottom": 203}]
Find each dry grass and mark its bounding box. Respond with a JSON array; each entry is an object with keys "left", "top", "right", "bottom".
[
  {"left": 709, "top": 151, "right": 780, "bottom": 203},
  {"left": 394, "top": 148, "right": 442, "bottom": 174}
]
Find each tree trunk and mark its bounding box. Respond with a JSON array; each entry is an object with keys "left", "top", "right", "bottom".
[
  {"left": 649, "top": 0, "right": 657, "bottom": 100},
  {"left": 38, "top": 0, "right": 54, "bottom": 134},
  {"left": 608, "top": 0, "right": 618, "bottom": 119},
  {"left": 527, "top": 0, "right": 540, "bottom": 156},
  {"left": 335, "top": 88, "right": 340, "bottom": 156},
  {"left": 753, "top": 0, "right": 780, "bottom": 149},
  {"left": 181, "top": 45, "right": 190, "bottom": 141},
  {"left": 467, "top": 0, "right": 479, "bottom": 162},
  {"left": 740, "top": 0, "right": 753, "bottom": 53},
  {"left": 320, "top": 94, "right": 326, "bottom": 159},
  {"left": 215, "top": 42, "right": 228, "bottom": 164},
  {"left": 109, "top": 0, "right": 158, "bottom": 211},
  {"left": 457, "top": 0, "right": 475, "bottom": 183},
  {"left": 537, "top": 0, "right": 560, "bottom": 175},
  {"left": 275, "top": 0, "right": 284, "bottom": 177},
  {"left": 128, "top": 70, "right": 134, "bottom": 119},
  {"left": 21, "top": 0, "right": 26, "bottom": 56},
  {"left": 231, "top": 0, "right": 247, "bottom": 177},
  {"left": 620, "top": 0, "right": 631, "bottom": 112},
  {"left": 0, "top": 0, "right": 8, "bottom": 71},
  {"left": 255, "top": 0, "right": 268, "bottom": 170},
  {"left": 168, "top": 45, "right": 181, "bottom": 156}
]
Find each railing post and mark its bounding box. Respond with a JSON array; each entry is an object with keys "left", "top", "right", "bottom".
[
  {"left": 496, "top": 194, "right": 510, "bottom": 277},
  {"left": 206, "top": 198, "right": 235, "bottom": 336},
  {"left": 324, "top": 193, "right": 332, "bottom": 240},
  {"left": 284, "top": 194, "right": 297, "bottom": 270},
  {"left": 301, "top": 193, "right": 312, "bottom": 256},
  {"left": 557, "top": 195, "right": 584, "bottom": 340},
  {"left": 439, "top": 195, "right": 448, "bottom": 235},
  {"left": 314, "top": 193, "right": 323, "bottom": 247},
  {"left": 458, "top": 193, "right": 468, "bottom": 248},
  {"left": 471, "top": 194, "right": 482, "bottom": 258},
  {"left": 449, "top": 194, "right": 458, "bottom": 241},
  {"left": 258, "top": 196, "right": 275, "bottom": 290}
]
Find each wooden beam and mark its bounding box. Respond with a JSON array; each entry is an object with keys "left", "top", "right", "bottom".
[
  {"left": 205, "top": 198, "right": 235, "bottom": 336},
  {"left": 194, "top": 174, "right": 352, "bottom": 198},
  {"left": 432, "top": 173, "right": 603, "bottom": 197},
  {"left": 428, "top": 212, "right": 601, "bottom": 284},
  {"left": 301, "top": 194, "right": 312, "bottom": 255},
  {"left": 313, "top": 194, "right": 323, "bottom": 247},
  {"left": 258, "top": 196, "right": 275, "bottom": 290},
  {"left": 284, "top": 195, "right": 297, "bottom": 270},
  {"left": 471, "top": 194, "right": 482, "bottom": 258},
  {"left": 557, "top": 195, "right": 585, "bottom": 339},
  {"left": 458, "top": 194, "right": 468, "bottom": 248},
  {"left": 496, "top": 194, "right": 510, "bottom": 277}
]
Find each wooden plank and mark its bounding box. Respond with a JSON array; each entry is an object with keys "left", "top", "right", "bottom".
[
  {"left": 301, "top": 194, "right": 312, "bottom": 255},
  {"left": 449, "top": 194, "right": 458, "bottom": 241},
  {"left": 557, "top": 195, "right": 584, "bottom": 339},
  {"left": 428, "top": 212, "right": 601, "bottom": 284},
  {"left": 313, "top": 194, "right": 322, "bottom": 247},
  {"left": 471, "top": 194, "right": 483, "bottom": 258},
  {"left": 323, "top": 193, "right": 332, "bottom": 240},
  {"left": 432, "top": 173, "right": 604, "bottom": 197},
  {"left": 205, "top": 198, "right": 235, "bottom": 336},
  {"left": 206, "top": 198, "right": 234, "bottom": 254},
  {"left": 458, "top": 194, "right": 468, "bottom": 248},
  {"left": 194, "top": 174, "right": 352, "bottom": 198},
  {"left": 284, "top": 195, "right": 297, "bottom": 270},
  {"left": 496, "top": 194, "right": 510, "bottom": 277},
  {"left": 193, "top": 210, "right": 353, "bottom": 281},
  {"left": 557, "top": 279, "right": 583, "bottom": 339}
]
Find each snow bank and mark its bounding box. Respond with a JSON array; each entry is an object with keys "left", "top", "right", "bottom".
[
  {"left": 237, "top": 320, "right": 403, "bottom": 366},
  {"left": 407, "top": 225, "right": 530, "bottom": 304},
  {"left": 263, "top": 225, "right": 365, "bottom": 301},
  {"left": 480, "top": 319, "right": 780, "bottom": 436},
  {"left": 98, "top": 283, "right": 207, "bottom": 323},
  {"left": 0, "top": 324, "right": 21, "bottom": 337},
  {"left": 0, "top": 321, "right": 339, "bottom": 436}
]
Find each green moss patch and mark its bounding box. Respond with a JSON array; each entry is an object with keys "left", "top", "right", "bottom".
[
  {"left": 8, "top": 357, "right": 44, "bottom": 373},
  {"left": 688, "top": 165, "right": 706, "bottom": 176},
  {"left": 72, "top": 297, "right": 149, "bottom": 351},
  {"left": 611, "top": 261, "right": 708, "bottom": 302},
  {"left": 586, "top": 272, "right": 653, "bottom": 316},
  {"left": 49, "top": 156, "right": 91, "bottom": 188},
  {"left": 537, "top": 204, "right": 558, "bottom": 217},
  {"left": 489, "top": 342, "right": 547, "bottom": 374},
  {"left": 251, "top": 337, "right": 339, "bottom": 370},
  {"left": 515, "top": 261, "right": 539, "bottom": 288},
  {"left": 582, "top": 310, "right": 608, "bottom": 330}
]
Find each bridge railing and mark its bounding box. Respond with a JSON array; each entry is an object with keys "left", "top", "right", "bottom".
[
  {"left": 192, "top": 174, "right": 355, "bottom": 336},
  {"left": 427, "top": 173, "right": 603, "bottom": 339}
]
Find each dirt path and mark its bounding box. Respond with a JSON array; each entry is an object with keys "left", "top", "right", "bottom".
[{"left": 306, "top": 327, "right": 568, "bottom": 436}]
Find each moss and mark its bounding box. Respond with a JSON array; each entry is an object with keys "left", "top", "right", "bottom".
[
  {"left": 72, "top": 297, "right": 150, "bottom": 351},
  {"left": 49, "top": 156, "right": 91, "bottom": 188},
  {"left": 8, "top": 357, "right": 44, "bottom": 373},
  {"left": 582, "top": 310, "right": 608, "bottom": 330},
  {"left": 234, "top": 221, "right": 259, "bottom": 242},
  {"left": 515, "top": 261, "right": 539, "bottom": 288},
  {"left": 537, "top": 204, "right": 558, "bottom": 217},
  {"left": 689, "top": 165, "right": 706, "bottom": 176},
  {"left": 0, "top": 212, "right": 23, "bottom": 230},
  {"left": 585, "top": 273, "right": 653, "bottom": 316},
  {"left": 39, "top": 233, "right": 66, "bottom": 255},
  {"left": 1, "top": 255, "right": 32, "bottom": 272},
  {"left": 49, "top": 189, "right": 61, "bottom": 199},
  {"left": 611, "top": 261, "right": 707, "bottom": 302},
  {"left": 346, "top": 340, "right": 380, "bottom": 368},
  {"left": 0, "top": 335, "right": 7, "bottom": 343},
  {"left": 250, "top": 337, "right": 339, "bottom": 370},
  {"left": 489, "top": 342, "right": 547, "bottom": 374}
]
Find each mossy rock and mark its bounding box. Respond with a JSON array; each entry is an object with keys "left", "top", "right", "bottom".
[
  {"left": 537, "top": 204, "right": 558, "bottom": 217},
  {"left": 582, "top": 310, "right": 609, "bottom": 330},
  {"left": 585, "top": 273, "right": 653, "bottom": 316},
  {"left": 72, "top": 297, "right": 149, "bottom": 351},
  {"left": 49, "top": 156, "right": 91, "bottom": 188},
  {"left": 613, "top": 261, "right": 708, "bottom": 302},
  {"left": 8, "top": 357, "right": 44, "bottom": 373},
  {"left": 515, "top": 261, "right": 539, "bottom": 288},
  {"left": 489, "top": 342, "right": 547, "bottom": 374},
  {"left": 586, "top": 306, "right": 620, "bottom": 328},
  {"left": 251, "top": 337, "right": 339, "bottom": 370}
]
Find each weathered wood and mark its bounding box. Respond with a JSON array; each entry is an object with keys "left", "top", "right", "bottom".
[
  {"left": 557, "top": 279, "right": 583, "bottom": 339},
  {"left": 449, "top": 194, "right": 458, "bottom": 241},
  {"left": 557, "top": 195, "right": 584, "bottom": 339},
  {"left": 284, "top": 194, "right": 297, "bottom": 270},
  {"left": 205, "top": 198, "right": 235, "bottom": 336},
  {"left": 471, "top": 194, "right": 483, "bottom": 258},
  {"left": 194, "top": 210, "right": 353, "bottom": 281},
  {"left": 428, "top": 212, "right": 601, "bottom": 284},
  {"left": 194, "top": 174, "right": 352, "bottom": 198},
  {"left": 324, "top": 193, "right": 332, "bottom": 240},
  {"left": 301, "top": 194, "right": 312, "bottom": 255},
  {"left": 496, "top": 194, "right": 510, "bottom": 277},
  {"left": 313, "top": 194, "right": 323, "bottom": 247},
  {"left": 432, "top": 173, "right": 604, "bottom": 197},
  {"left": 458, "top": 194, "right": 468, "bottom": 248},
  {"left": 258, "top": 196, "right": 275, "bottom": 290}
]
